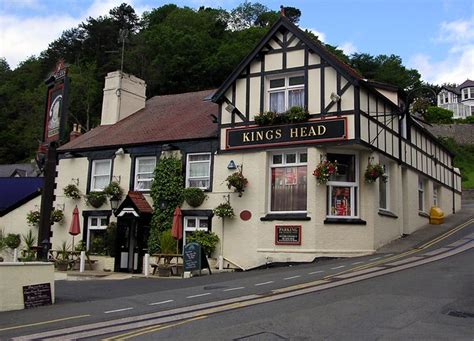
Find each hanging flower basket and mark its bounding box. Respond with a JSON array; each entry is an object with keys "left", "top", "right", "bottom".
[
  {"left": 85, "top": 191, "right": 107, "bottom": 208},
  {"left": 313, "top": 160, "right": 338, "bottom": 185},
  {"left": 183, "top": 187, "right": 207, "bottom": 207},
  {"left": 213, "top": 202, "right": 235, "bottom": 218},
  {"left": 26, "top": 210, "right": 41, "bottom": 226},
  {"left": 63, "top": 184, "right": 81, "bottom": 199},
  {"left": 364, "top": 163, "right": 387, "bottom": 183},
  {"left": 51, "top": 209, "right": 64, "bottom": 223},
  {"left": 226, "top": 170, "right": 248, "bottom": 197},
  {"left": 104, "top": 181, "right": 123, "bottom": 201}
]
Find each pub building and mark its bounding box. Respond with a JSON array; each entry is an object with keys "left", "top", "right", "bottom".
[{"left": 53, "top": 16, "right": 461, "bottom": 272}]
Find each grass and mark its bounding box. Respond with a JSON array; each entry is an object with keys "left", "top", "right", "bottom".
[{"left": 439, "top": 137, "right": 474, "bottom": 189}]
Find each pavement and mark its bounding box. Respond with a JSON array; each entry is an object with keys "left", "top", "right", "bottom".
[{"left": 57, "top": 199, "right": 474, "bottom": 281}]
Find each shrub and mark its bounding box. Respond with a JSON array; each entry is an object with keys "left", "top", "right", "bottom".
[
  {"left": 187, "top": 230, "right": 219, "bottom": 256},
  {"left": 424, "top": 106, "right": 453, "bottom": 124},
  {"left": 183, "top": 187, "right": 207, "bottom": 207},
  {"left": 159, "top": 229, "right": 177, "bottom": 254},
  {"left": 254, "top": 111, "right": 277, "bottom": 125}
]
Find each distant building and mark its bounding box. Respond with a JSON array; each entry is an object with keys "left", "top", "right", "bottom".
[
  {"left": 437, "top": 79, "right": 474, "bottom": 119},
  {"left": 0, "top": 163, "right": 40, "bottom": 177}
]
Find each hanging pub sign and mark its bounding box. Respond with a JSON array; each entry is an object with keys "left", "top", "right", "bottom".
[
  {"left": 225, "top": 117, "right": 347, "bottom": 150},
  {"left": 275, "top": 225, "right": 302, "bottom": 245},
  {"left": 43, "top": 59, "right": 69, "bottom": 144}
]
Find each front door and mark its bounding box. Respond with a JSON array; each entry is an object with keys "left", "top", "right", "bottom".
[{"left": 116, "top": 218, "right": 143, "bottom": 273}]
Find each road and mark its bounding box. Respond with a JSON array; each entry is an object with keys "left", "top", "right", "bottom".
[{"left": 0, "top": 218, "right": 473, "bottom": 340}]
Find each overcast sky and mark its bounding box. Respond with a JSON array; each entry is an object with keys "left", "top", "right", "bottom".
[{"left": 0, "top": 0, "right": 473, "bottom": 85}]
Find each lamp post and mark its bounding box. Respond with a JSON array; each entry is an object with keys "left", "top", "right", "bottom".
[{"left": 110, "top": 197, "right": 120, "bottom": 214}]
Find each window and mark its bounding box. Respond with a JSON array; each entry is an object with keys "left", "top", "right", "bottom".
[
  {"left": 327, "top": 153, "right": 358, "bottom": 217},
  {"left": 186, "top": 153, "right": 211, "bottom": 189},
  {"left": 86, "top": 216, "right": 108, "bottom": 253},
  {"left": 379, "top": 164, "right": 389, "bottom": 210},
  {"left": 90, "top": 159, "right": 111, "bottom": 191},
  {"left": 268, "top": 75, "right": 304, "bottom": 113},
  {"left": 134, "top": 157, "right": 156, "bottom": 191},
  {"left": 418, "top": 177, "right": 425, "bottom": 212},
  {"left": 270, "top": 150, "right": 307, "bottom": 212},
  {"left": 183, "top": 217, "right": 209, "bottom": 244},
  {"left": 433, "top": 185, "right": 439, "bottom": 207}
]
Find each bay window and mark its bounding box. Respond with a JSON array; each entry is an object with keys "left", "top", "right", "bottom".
[
  {"left": 326, "top": 153, "right": 358, "bottom": 217},
  {"left": 134, "top": 157, "right": 156, "bottom": 191},
  {"left": 90, "top": 159, "right": 111, "bottom": 191},
  {"left": 186, "top": 153, "right": 211, "bottom": 189},
  {"left": 270, "top": 150, "right": 307, "bottom": 212},
  {"left": 268, "top": 75, "right": 305, "bottom": 113}
]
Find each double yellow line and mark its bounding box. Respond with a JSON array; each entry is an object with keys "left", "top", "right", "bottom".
[{"left": 327, "top": 217, "right": 474, "bottom": 278}]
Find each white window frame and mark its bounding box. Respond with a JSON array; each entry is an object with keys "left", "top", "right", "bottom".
[
  {"left": 268, "top": 149, "right": 308, "bottom": 214},
  {"left": 90, "top": 159, "right": 112, "bottom": 191},
  {"left": 134, "top": 156, "right": 156, "bottom": 191},
  {"left": 433, "top": 185, "right": 439, "bottom": 207},
  {"left": 379, "top": 163, "right": 390, "bottom": 211},
  {"left": 326, "top": 152, "right": 359, "bottom": 219},
  {"left": 183, "top": 216, "right": 209, "bottom": 245},
  {"left": 186, "top": 153, "right": 211, "bottom": 189},
  {"left": 267, "top": 74, "right": 305, "bottom": 113},
  {"left": 86, "top": 216, "right": 108, "bottom": 251},
  {"left": 418, "top": 177, "right": 425, "bottom": 212}
]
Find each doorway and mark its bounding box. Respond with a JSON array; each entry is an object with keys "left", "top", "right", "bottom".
[{"left": 115, "top": 217, "right": 147, "bottom": 273}]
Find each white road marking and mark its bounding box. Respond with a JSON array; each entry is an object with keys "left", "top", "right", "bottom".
[
  {"left": 148, "top": 300, "right": 174, "bottom": 306},
  {"left": 351, "top": 261, "right": 364, "bottom": 265},
  {"left": 369, "top": 257, "right": 381, "bottom": 261},
  {"left": 223, "top": 287, "right": 245, "bottom": 292},
  {"left": 186, "top": 293, "right": 211, "bottom": 299},
  {"left": 308, "top": 270, "right": 324, "bottom": 275},
  {"left": 104, "top": 307, "right": 133, "bottom": 314},
  {"left": 331, "top": 265, "right": 345, "bottom": 270},
  {"left": 255, "top": 281, "right": 274, "bottom": 286},
  {"left": 283, "top": 275, "right": 301, "bottom": 280}
]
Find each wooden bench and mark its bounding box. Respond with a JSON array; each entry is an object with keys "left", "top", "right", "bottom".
[{"left": 151, "top": 253, "right": 183, "bottom": 276}]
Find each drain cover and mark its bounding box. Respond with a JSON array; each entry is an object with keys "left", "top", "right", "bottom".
[{"left": 446, "top": 310, "right": 474, "bottom": 318}]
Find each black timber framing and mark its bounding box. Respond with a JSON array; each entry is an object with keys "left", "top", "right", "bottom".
[
  {"left": 245, "top": 65, "right": 250, "bottom": 120},
  {"left": 304, "top": 48, "right": 309, "bottom": 109},
  {"left": 237, "top": 63, "right": 323, "bottom": 79},
  {"left": 320, "top": 63, "right": 325, "bottom": 113},
  {"left": 282, "top": 30, "right": 287, "bottom": 70},
  {"left": 260, "top": 54, "right": 265, "bottom": 113},
  {"left": 354, "top": 86, "right": 360, "bottom": 140},
  {"left": 324, "top": 79, "right": 352, "bottom": 113}
]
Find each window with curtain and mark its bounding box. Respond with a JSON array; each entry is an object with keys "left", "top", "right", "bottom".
[
  {"left": 268, "top": 75, "right": 305, "bottom": 113},
  {"left": 418, "top": 177, "right": 425, "bottom": 212},
  {"left": 86, "top": 216, "right": 108, "bottom": 253},
  {"left": 270, "top": 150, "right": 307, "bottom": 212},
  {"left": 379, "top": 163, "right": 389, "bottom": 210},
  {"left": 326, "top": 153, "right": 358, "bottom": 218},
  {"left": 134, "top": 157, "right": 156, "bottom": 191},
  {"left": 186, "top": 153, "right": 211, "bottom": 189},
  {"left": 90, "top": 159, "right": 111, "bottom": 191}
]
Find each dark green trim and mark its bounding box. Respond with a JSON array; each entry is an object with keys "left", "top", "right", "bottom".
[
  {"left": 324, "top": 218, "right": 366, "bottom": 225},
  {"left": 260, "top": 213, "right": 310, "bottom": 221}
]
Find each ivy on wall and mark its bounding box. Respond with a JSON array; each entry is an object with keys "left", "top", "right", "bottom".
[{"left": 148, "top": 156, "right": 184, "bottom": 254}]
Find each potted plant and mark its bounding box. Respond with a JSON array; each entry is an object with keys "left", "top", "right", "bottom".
[
  {"left": 20, "top": 230, "right": 36, "bottom": 261},
  {"left": 285, "top": 106, "right": 309, "bottom": 123},
  {"left": 365, "top": 163, "right": 387, "bottom": 183},
  {"left": 26, "top": 210, "right": 41, "bottom": 226},
  {"left": 226, "top": 170, "right": 248, "bottom": 197},
  {"left": 63, "top": 184, "right": 81, "bottom": 199},
  {"left": 313, "top": 160, "right": 338, "bottom": 185},
  {"left": 213, "top": 202, "right": 235, "bottom": 219},
  {"left": 85, "top": 191, "right": 107, "bottom": 208},
  {"left": 5, "top": 233, "right": 21, "bottom": 250},
  {"left": 183, "top": 187, "right": 207, "bottom": 207},
  {"left": 51, "top": 208, "right": 64, "bottom": 224},
  {"left": 104, "top": 181, "right": 123, "bottom": 201},
  {"left": 157, "top": 229, "right": 176, "bottom": 277},
  {"left": 254, "top": 111, "right": 277, "bottom": 126},
  {"left": 186, "top": 230, "right": 219, "bottom": 257},
  {"left": 55, "top": 241, "right": 70, "bottom": 271}
]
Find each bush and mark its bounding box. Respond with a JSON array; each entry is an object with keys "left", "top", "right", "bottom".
[
  {"left": 183, "top": 187, "right": 207, "bottom": 207},
  {"left": 187, "top": 230, "right": 219, "bottom": 256},
  {"left": 5, "top": 233, "right": 21, "bottom": 249},
  {"left": 424, "top": 106, "right": 453, "bottom": 124},
  {"left": 159, "top": 229, "right": 177, "bottom": 254}
]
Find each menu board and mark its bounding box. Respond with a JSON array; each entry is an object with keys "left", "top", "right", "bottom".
[
  {"left": 23, "top": 283, "right": 52, "bottom": 309},
  {"left": 275, "top": 225, "right": 302, "bottom": 245},
  {"left": 183, "top": 242, "right": 201, "bottom": 272}
]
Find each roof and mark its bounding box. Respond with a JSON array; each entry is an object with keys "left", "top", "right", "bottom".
[
  {"left": 457, "top": 79, "right": 474, "bottom": 91},
  {"left": 212, "top": 16, "right": 363, "bottom": 103},
  {"left": 0, "top": 177, "right": 44, "bottom": 216},
  {"left": 59, "top": 89, "right": 218, "bottom": 151},
  {"left": 128, "top": 191, "right": 153, "bottom": 214},
  {"left": 0, "top": 163, "right": 40, "bottom": 177}
]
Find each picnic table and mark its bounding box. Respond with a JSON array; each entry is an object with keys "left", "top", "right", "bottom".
[
  {"left": 150, "top": 253, "right": 183, "bottom": 276},
  {"left": 48, "top": 250, "right": 97, "bottom": 270}
]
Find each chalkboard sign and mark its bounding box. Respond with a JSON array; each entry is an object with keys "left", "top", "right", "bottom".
[
  {"left": 23, "top": 283, "right": 52, "bottom": 309},
  {"left": 183, "top": 242, "right": 211, "bottom": 275},
  {"left": 275, "top": 225, "right": 302, "bottom": 245}
]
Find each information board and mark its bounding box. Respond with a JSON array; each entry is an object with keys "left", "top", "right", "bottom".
[
  {"left": 183, "top": 242, "right": 201, "bottom": 272},
  {"left": 23, "top": 283, "right": 52, "bottom": 309},
  {"left": 275, "top": 225, "right": 302, "bottom": 245}
]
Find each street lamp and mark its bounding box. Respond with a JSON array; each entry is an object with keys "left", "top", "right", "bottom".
[{"left": 110, "top": 197, "right": 120, "bottom": 213}]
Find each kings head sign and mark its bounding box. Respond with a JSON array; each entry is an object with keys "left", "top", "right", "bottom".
[{"left": 225, "top": 117, "right": 347, "bottom": 150}]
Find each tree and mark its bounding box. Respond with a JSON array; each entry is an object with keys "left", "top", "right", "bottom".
[{"left": 424, "top": 106, "right": 453, "bottom": 124}]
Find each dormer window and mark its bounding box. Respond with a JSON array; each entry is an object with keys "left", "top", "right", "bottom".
[{"left": 268, "top": 75, "right": 304, "bottom": 113}]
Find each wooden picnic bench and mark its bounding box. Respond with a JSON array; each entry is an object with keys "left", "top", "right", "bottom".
[{"left": 150, "top": 253, "right": 183, "bottom": 276}]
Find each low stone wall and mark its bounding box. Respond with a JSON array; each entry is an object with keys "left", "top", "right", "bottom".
[
  {"left": 427, "top": 124, "right": 474, "bottom": 145},
  {"left": 0, "top": 262, "right": 54, "bottom": 312}
]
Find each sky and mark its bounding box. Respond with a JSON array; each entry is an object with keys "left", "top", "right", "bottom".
[{"left": 0, "top": 0, "right": 473, "bottom": 85}]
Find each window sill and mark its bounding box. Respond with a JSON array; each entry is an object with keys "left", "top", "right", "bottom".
[
  {"left": 418, "top": 211, "right": 430, "bottom": 218},
  {"left": 324, "top": 218, "right": 367, "bottom": 225},
  {"left": 260, "top": 213, "right": 310, "bottom": 221},
  {"left": 378, "top": 210, "right": 398, "bottom": 219}
]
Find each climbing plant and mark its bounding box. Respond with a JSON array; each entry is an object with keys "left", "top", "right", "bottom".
[{"left": 148, "top": 156, "right": 184, "bottom": 253}]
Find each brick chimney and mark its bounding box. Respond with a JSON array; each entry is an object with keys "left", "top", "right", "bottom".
[
  {"left": 100, "top": 71, "right": 146, "bottom": 125},
  {"left": 69, "top": 124, "right": 82, "bottom": 141}
]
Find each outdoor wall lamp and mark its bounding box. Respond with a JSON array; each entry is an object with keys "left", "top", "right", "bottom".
[
  {"left": 227, "top": 160, "right": 237, "bottom": 170},
  {"left": 330, "top": 92, "right": 341, "bottom": 103},
  {"left": 225, "top": 103, "right": 235, "bottom": 113},
  {"left": 110, "top": 197, "right": 120, "bottom": 213}
]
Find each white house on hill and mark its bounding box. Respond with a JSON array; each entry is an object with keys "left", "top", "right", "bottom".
[{"left": 437, "top": 79, "right": 474, "bottom": 119}]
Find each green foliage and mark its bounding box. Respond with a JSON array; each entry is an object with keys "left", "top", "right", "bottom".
[
  {"left": 0, "top": 229, "right": 6, "bottom": 254},
  {"left": 158, "top": 229, "right": 177, "bottom": 255},
  {"left": 214, "top": 202, "right": 235, "bottom": 218},
  {"left": 105, "top": 222, "right": 117, "bottom": 257},
  {"left": 90, "top": 235, "right": 107, "bottom": 255},
  {"left": 286, "top": 106, "right": 309, "bottom": 123},
  {"left": 5, "top": 233, "right": 21, "bottom": 249},
  {"left": 104, "top": 181, "right": 123, "bottom": 200},
  {"left": 149, "top": 156, "right": 184, "bottom": 251},
  {"left": 424, "top": 106, "right": 454, "bottom": 124},
  {"left": 457, "top": 116, "right": 474, "bottom": 124},
  {"left": 187, "top": 230, "right": 219, "bottom": 256},
  {"left": 63, "top": 184, "right": 81, "bottom": 199},
  {"left": 147, "top": 228, "right": 161, "bottom": 255},
  {"left": 226, "top": 169, "right": 248, "bottom": 196},
  {"left": 254, "top": 106, "right": 309, "bottom": 126},
  {"left": 85, "top": 191, "right": 107, "bottom": 208},
  {"left": 21, "top": 230, "right": 37, "bottom": 261},
  {"left": 364, "top": 163, "right": 387, "bottom": 183},
  {"left": 254, "top": 111, "right": 278, "bottom": 125},
  {"left": 439, "top": 137, "right": 474, "bottom": 189},
  {"left": 26, "top": 210, "right": 41, "bottom": 226},
  {"left": 51, "top": 209, "right": 64, "bottom": 223},
  {"left": 183, "top": 187, "right": 207, "bottom": 207},
  {"left": 57, "top": 241, "right": 70, "bottom": 262}
]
